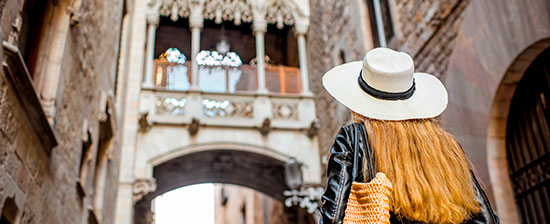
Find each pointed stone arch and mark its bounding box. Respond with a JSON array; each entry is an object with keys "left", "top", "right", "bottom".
[
  {"left": 133, "top": 147, "right": 297, "bottom": 224},
  {"left": 487, "top": 37, "right": 550, "bottom": 223}
]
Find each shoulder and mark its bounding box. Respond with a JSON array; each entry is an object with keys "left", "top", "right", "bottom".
[
  {"left": 338, "top": 122, "right": 363, "bottom": 134},
  {"left": 331, "top": 123, "right": 363, "bottom": 154}
]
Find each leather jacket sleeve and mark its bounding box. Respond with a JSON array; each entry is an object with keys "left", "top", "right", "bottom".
[
  {"left": 465, "top": 172, "right": 500, "bottom": 224},
  {"left": 319, "top": 125, "right": 355, "bottom": 224}
]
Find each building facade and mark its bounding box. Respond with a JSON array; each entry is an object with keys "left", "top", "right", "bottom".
[
  {"left": 213, "top": 184, "right": 315, "bottom": 224},
  {"left": 114, "top": 0, "right": 323, "bottom": 223},
  {"left": 214, "top": 184, "right": 284, "bottom": 224},
  {"left": 0, "top": 0, "right": 125, "bottom": 223}
]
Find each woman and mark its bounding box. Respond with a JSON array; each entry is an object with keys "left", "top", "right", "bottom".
[{"left": 319, "top": 48, "right": 498, "bottom": 223}]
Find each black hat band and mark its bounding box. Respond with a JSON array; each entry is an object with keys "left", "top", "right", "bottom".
[{"left": 358, "top": 70, "right": 416, "bottom": 100}]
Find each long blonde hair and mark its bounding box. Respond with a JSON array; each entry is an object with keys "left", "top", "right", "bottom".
[{"left": 352, "top": 112, "right": 480, "bottom": 223}]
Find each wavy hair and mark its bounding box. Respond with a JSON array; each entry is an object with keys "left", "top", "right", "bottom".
[{"left": 352, "top": 112, "right": 480, "bottom": 223}]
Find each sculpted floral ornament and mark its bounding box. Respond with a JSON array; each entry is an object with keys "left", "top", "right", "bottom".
[
  {"left": 264, "top": 0, "right": 295, "bottom": 29},
  {"left": 203, "top": 0, "right": 253, "bottom": 25},
  {"left": 133, "top": 179, "right": 157, "bottom": 203},
  {"left": 159, "top": 0, "right": 192, "bottom": 21},
  {"left": 272, "top": 102, "right": 299, "bottom": 120},
  {"left": 155, "top": 0, "right": 305, "bottom": 30}
]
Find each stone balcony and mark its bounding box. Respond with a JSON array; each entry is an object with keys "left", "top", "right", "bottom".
[
  {"left": 139, "top": 60, "right": 317, "bottom": 130},
  {"left": 134, "top": 60, "right": 321, "bottom": 186}
]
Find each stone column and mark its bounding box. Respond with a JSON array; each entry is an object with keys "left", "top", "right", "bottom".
[
  {"left": 295, "top": 23, "right": 312, "bottom": 96},
  {"left": 38, "top": 2, "right": 71, "bottom": 123},
  {"left": 142, "top": 14, "right": 159, "bottom": 88},
  {"left": 190, "top": 26, "right": 202, "bottom": 90},
  {"left": 254, "top": 21, "right": 268, "bottom": 94},
  {"left": 189, "top": 4, "right": 204, "bottom": 91}
]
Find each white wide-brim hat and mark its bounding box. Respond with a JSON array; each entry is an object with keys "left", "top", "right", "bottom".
[{"left": 322, "top": 47, "right": 448, "bottom": 121}]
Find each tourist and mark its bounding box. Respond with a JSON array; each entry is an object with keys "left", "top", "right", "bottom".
[{"left": 319, "top": 48, "right": 499, "bottom": 223}]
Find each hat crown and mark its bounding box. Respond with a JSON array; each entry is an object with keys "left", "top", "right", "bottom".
[{"left": 362, "top": 48, "right": 415, "bottom": 93}]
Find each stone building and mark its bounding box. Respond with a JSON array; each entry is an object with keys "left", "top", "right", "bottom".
[
  {"left": 0, "top": 0, "right": 125, "bottom": 223},
  {"left": 213, "top": 184, "right": 315, "bottom": 224},
  {"left": 114, "top": 0, "right": 323, "bottom": 223},
  {"left": 308, "top": 0, "right": 550, "bottom": 223}
]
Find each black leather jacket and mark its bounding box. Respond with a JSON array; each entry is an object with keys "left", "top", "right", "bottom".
[{"left": 319, "top": 123, "right": 499, "bottom": 224}]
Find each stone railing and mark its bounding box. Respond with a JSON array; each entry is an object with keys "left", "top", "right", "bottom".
[
  {"left": 151, "top": 59, "right": 303, "bottom": 95},
  {"left": 139, "top": 89, "right": 317, "bottom": 130}
]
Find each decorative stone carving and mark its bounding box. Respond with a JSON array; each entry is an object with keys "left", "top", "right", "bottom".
[
  {"left": 139, "top": 112, "right": 152, "bottom": 132},
  {"left": 264, "top": 0, "right": 295, "bottom": 29},
  {"left": 188, "top": 117, "right": 200, "bottom": 135},
  {"left": 133, "top": 179, "right": 157, "bottom": 203},
  {"left": 159, "top": 0, "right": 192, "bottom": 21},
  {"left": 259, "top": 118, "right": 271, "bottom": 136},
  {"left": 306, "top": 119, "right": 319, "bottom": 138},
  {"left": 202, "top": 98, "right": 253, "bottom": 118},
  {"left": 272, "top": 102, "right": 298, "bottom": 120},
  {"left": 203, "top": 0, "right": 253, "bottom": 25},
  {"left": 156, "top": 96, "right": 187, "bottom": 116},
  {"left": 68, "top": 0, "right": 82, "bottom": 26}
]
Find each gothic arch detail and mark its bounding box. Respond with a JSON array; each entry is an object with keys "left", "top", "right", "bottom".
[
  {"left": 263, "top": 0, "right": 295, "bottom": 29},
  {"left": 158, "top": 0, "right": 192, "bottom": 21},
  {"left": 155, "top": 0, "right": 306, "bottom": 29},
  {"left": 203, "top": 0, "right": 253, "bottom": 25}
]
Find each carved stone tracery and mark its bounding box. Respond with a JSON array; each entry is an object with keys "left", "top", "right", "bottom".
[
  {"left": 133, "top": 178, "right": 157, "bottom": 203},
  {"left": 203, "top": 0, "right": 253, "bottom": 25},
  {"left": 272, "top": 102, "right": 299, "bottom": 120},
  {"left": 264, "top": 0, "right": 295, "bottom": 29},
  {"left": 156, "top": 0, "right": 303, "bottom": 30},
  {"left": 159, "top": 0, "right": 192, "bottom": 22}
]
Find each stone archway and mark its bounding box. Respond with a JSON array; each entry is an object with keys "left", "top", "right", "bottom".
[
  {"left": 487, "top": 38, "right": 550, "bottom": 223},
  {"left": 133, "top": 149, "right": 313, "bottom": 224},
  {"left": 440, "top": 0, "right": 550, "bottom": 222}
]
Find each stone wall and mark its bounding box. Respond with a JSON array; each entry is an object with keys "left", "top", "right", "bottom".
[
  {"left": 307, "top": 0, "right": 374, "bottom": 168},
  {"left": 391, "top": 0, "right": 471, "bottom": 79},
  {"left": 0, "top": 0, "right": 124, "bottom": 223}
]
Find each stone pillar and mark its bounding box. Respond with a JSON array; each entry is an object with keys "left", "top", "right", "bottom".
[
  {"left": 38, "top": 3, "right": 71, "bottom": 123},
  {"left": 254, "top": 21, "right": 268, "bottom": 94},
  {"left": 189, "top": 4, "right": 204, "bottom": 91},
  {"left": 190, "top": 26, "right": 201, "bottom": 90},
  {"left": 295, "top": 23, "right": 312, "bottom": 96},
  {"left": 142, "top": 14, "right": 159, "bottom": 88}
]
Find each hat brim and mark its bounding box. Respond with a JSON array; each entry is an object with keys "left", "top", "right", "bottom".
[{"left": 322, "top": 61, "right": 448, "bottom": 121}]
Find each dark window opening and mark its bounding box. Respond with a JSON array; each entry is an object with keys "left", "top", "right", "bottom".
[
  {"left": 365, "top": 0, "right": 395, "bottom": 47},
  {"left": 155, "top": 17, "right": 192, "bottom": 59},
  {"left": 79, "top": 129, "right": 92, "bottom": 177},
  {"left": 0, "top": 197, "right": 18, "bottom": 224},
  {"left": 264, "top": 24, "right": 301, "bottom": 94},
  {"left": 201, "top": 20, "right": 255, "bottom": 63},
  {"left": 19, "top": 0, "right": 48, "bottom": 78},
  {"left": 220, "top": 186, "right": 228, "bottom": 206},
  {"left": 265, "top": 24, "right": 298, "bottom": 67},
  {"left": 77, "top": 128, "right": 93, "bottom": 197},
  {"left": 338, "top": 50, "right": 346, "bottom": 65},
  {"left": 240, "top": 203, "right": 246, "bottom": 224}
]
